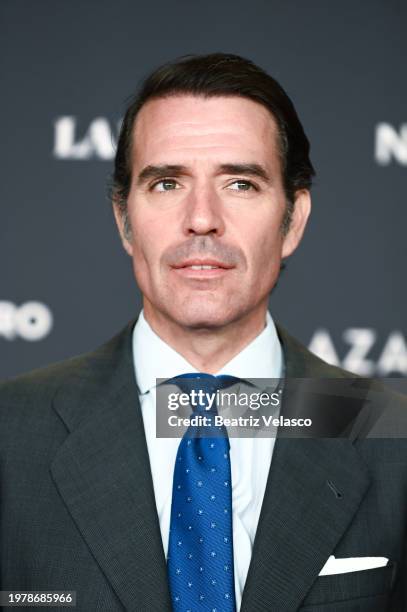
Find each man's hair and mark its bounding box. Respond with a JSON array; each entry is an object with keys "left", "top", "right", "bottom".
[{"left": 111, "top": 52, "right": 315, "bottom": 236}]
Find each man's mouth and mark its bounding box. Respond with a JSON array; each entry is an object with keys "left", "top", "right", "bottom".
[
  {"left": 173, "top": 259, "right": 233, "bottom": 270},
  {"left": 171, "top": 259, "right": 234, "bottom": 278},
  {"left": 188, "top": 264, "right": 220, "bottom": 270}
]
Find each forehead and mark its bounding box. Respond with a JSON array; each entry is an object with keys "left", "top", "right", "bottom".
[{"left": 132, "top": 94, "right": 281, "bottom": 169}]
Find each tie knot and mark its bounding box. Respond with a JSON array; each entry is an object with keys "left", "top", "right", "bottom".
[{"left": 167, "top": 372, "right": 240, "bottom": 396}]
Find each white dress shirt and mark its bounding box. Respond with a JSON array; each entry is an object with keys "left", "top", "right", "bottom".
[{"left": 132, "top": 310, "right": 283, "bottom": 610}]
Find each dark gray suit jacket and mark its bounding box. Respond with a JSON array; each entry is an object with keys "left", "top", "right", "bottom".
[{"left": 1, "top": 320, "right": 407, "bottom": 611}]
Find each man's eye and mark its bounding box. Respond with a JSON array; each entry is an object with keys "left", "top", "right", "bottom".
[
  {"left": 152, "top": 179, "right": 180, "bottom": 192},
  {"left": 227, "top": 180, "right": 256, "bottom": 191}
]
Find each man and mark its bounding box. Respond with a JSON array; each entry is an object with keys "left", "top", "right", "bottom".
[{"left": 1, "top": 54, "right": 406, "bottom": 611}]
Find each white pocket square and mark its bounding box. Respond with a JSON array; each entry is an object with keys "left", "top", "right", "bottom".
[{"left": 319, "top": 555, "right": 389, "bottom": 576}]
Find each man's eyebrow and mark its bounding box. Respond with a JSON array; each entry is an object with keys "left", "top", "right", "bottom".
[
  {"left": 217, "top": 163, "right": 272, "bottom": 183},
  {"left": 137, "top": 165, "right": 188, "bottom": 185},
  {"left": 136, "top": 162, "right": 273, "bottom": 186}
]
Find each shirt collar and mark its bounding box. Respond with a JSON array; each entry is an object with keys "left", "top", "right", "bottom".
[{"left": 133, "top": 309, "right": 283, "bottom": 395}]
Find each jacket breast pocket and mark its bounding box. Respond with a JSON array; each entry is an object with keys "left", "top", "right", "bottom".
[{"left": 299, "top": 563, "right": 397, "bottom": 611}]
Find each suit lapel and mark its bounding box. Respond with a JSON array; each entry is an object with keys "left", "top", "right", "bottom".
[
  {"left": 240, "top": 324, "right": 372, "bottom": 612},
  {"left": 240, "top": 437, "right": 370, "bottom": 611},
  {"left": 50, "top": 321, "right": 172, "bottom": 612}
]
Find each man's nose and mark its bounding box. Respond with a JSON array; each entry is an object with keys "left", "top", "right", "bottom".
[{"left": 182, "top": 185, "right": 226, "bottom": 236}]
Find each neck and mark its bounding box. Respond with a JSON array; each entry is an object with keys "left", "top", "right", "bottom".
[{"left": 142, "top": 302, "right": 269, "bottom": 373}]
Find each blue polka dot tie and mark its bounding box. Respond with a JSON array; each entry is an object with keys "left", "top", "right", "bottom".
[{"left": 167, "top": 373, "right": 238, "bottom": 612}]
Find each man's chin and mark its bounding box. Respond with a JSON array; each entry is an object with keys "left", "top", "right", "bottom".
[
  {"left": 144, "top": 292, "right": 250, "bottom": 331},
  {"left": 168, "top": 304, "right": 242, "bottom": 331}
]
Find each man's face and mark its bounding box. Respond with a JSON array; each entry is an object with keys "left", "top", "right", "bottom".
[{"left": 115, "top": 95, "right": 310, "bottom": 330}]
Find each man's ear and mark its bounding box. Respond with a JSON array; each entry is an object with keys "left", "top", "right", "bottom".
[
  {"left": 112, "top": 202, "right": 133, "bottom": 257},
  {"left": 281, "top": 189, "right": 311, "bottom": 258}
]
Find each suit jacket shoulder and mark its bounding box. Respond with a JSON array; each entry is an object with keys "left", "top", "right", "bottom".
[
  {"left": 276, "top": 323, "right": 357, "bottom": 378},
  {"left": 0, "top": 320, "right": 135, "bottom": 425}
]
